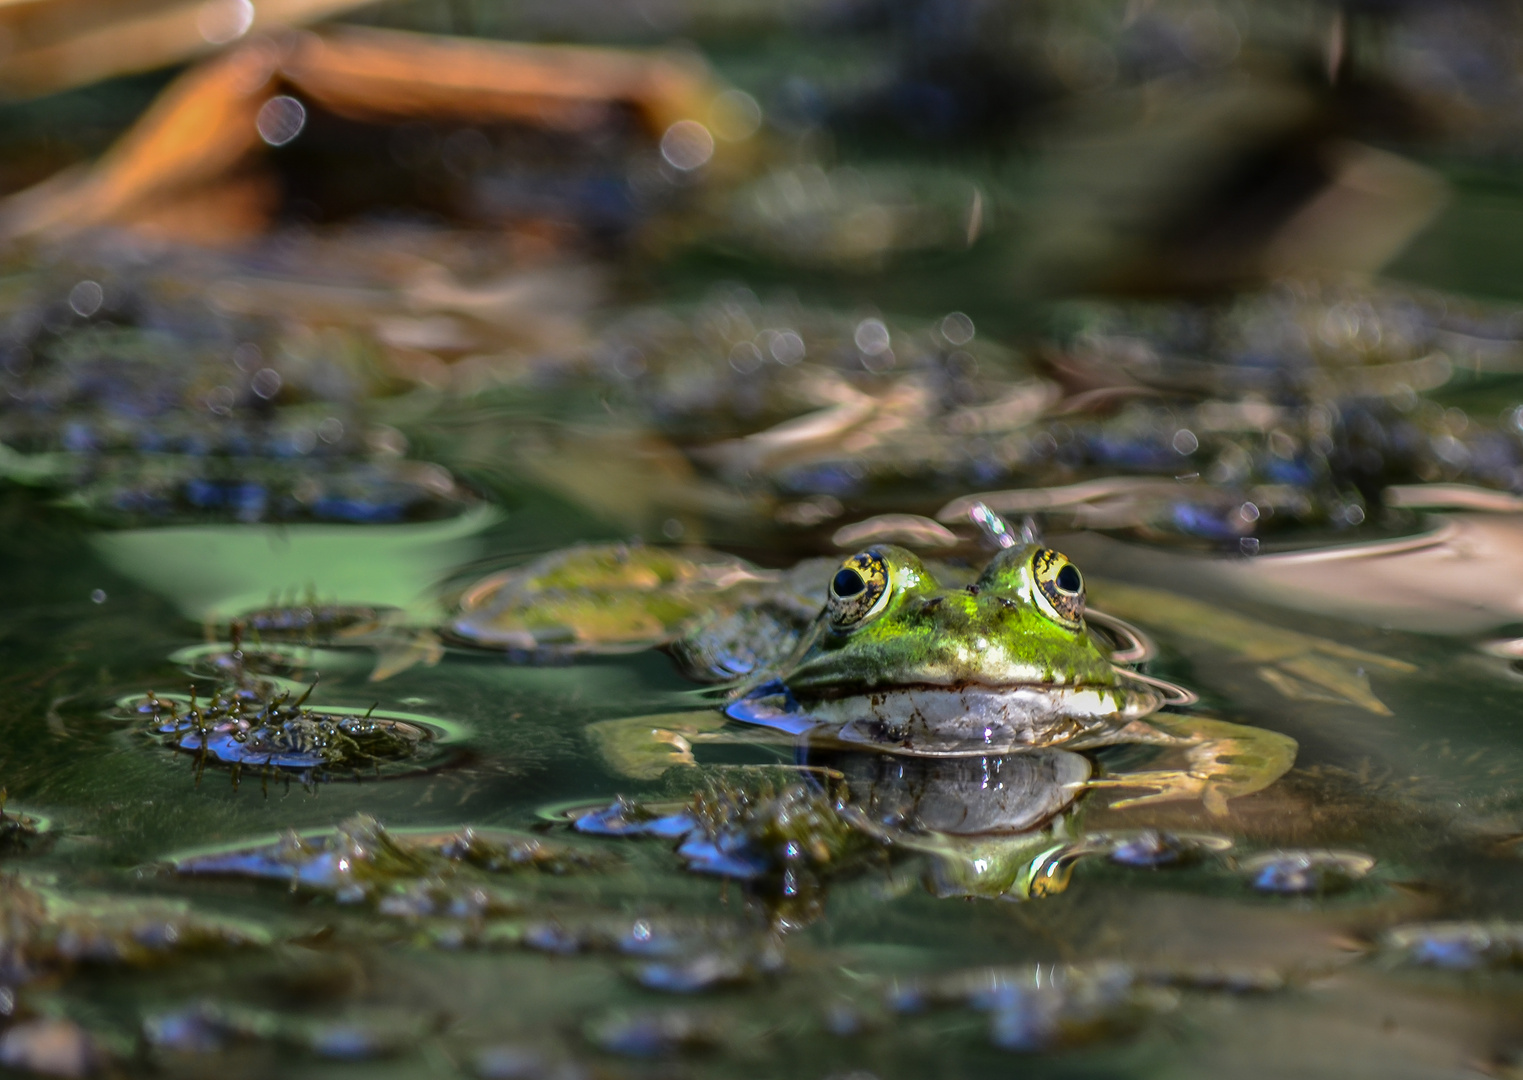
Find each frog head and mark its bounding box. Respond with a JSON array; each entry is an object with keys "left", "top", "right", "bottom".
[
  {"left": 770, "top": 545, "right": 1144, "bottom": 753},
  {"left": 784, "top": 544, "right": 1118, "bottom": 694}
]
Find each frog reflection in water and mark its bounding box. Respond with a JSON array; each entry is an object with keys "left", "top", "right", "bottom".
[{"left": 461, "top": 531, "right": 1306, "bottom": 902}]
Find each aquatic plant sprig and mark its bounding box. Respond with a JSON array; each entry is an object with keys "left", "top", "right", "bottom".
[{"left": 123, "top": 679, "right": 457, "bottom": 790}]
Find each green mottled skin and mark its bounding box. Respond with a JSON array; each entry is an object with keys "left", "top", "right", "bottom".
[{"left": 785, "top": 545, "right": 1119, "bottom": 695}]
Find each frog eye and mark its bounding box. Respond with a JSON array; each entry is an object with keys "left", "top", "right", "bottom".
[
  {"left": 1031, "top": 548, "right": 1085, "bottom": 630},
  {"left": 827, "top": 549, "right": 891, "bottom": 629}
]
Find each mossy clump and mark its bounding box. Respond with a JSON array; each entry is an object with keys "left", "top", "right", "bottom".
[{"left": 130, "top": 686, "right": 433, "bottom": 783}]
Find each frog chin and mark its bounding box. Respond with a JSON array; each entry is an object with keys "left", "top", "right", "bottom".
[{"left": 800, "top": 683, "right": 1160, "bottom": 757}]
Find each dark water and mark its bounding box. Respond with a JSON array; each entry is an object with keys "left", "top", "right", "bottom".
[
  {"left": 5, "top": 470, "right": 1523, "bottom": 1079},
  {"left": 13, "top": 3, "right": 1523, "bottom": 1077}
]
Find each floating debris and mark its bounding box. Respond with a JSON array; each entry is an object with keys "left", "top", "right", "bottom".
[
  {"left": 143, "top": 1002, "right": 283, "bottom": 1056},
  {"left": 1381, "top": 922, "right": 1523, "bottom": 971},
  {"left": 474, "top": 1045, "right": 580, "bottom": 1080},
  {"left": 0, "top": 260, "right": 484, "bottom": 528},
  {"left": 450, "top": 542, "right": 769, "bottom": 655},
  {"left": 578, "top": 772, "right": 880, "bottom": 883},
  {"left": 584, "top": 1008, "right": 727, "bottom": 1058},
  {"left": 519, "top": 913, "right": 783, "bottom": 992},
  {"left": 0, "top": 1019, "right": 103, "bottom": 1078},
  {"left": 1084, "top": 829, "right": 1234, "bottom": 868},
  {"left": 144, "top": 1001, "right": 435, "bottom": 1062},
  {"left": 886, "top": 963, "right": 1176, "bottom": 1053},
  {"left": 569, "top": 798, "right": 697, "bottom": 839},
  {"left": 572, "top": 772, "right": 884, "bottom": 927},
  {"left": 124, "top": 688, "right": 459, "bottom": 784},
  {"left": 172, "top": 815, "right": 610, "bottom": 912},
  {"left": 0, "top": 791, "right": 47, "bottom": 855},
  {"left": 0, "top": 872, "right": 267, "bottom": 983},
  {"left": 1238, "top": 850, "right": 1376, "bottom": 895},
  {"left": 234, "top": 603, "right": 402, "bottom": 643}
]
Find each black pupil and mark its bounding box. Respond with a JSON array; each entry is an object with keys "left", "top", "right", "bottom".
[
  {"left": 1056, "top": 564, "right": 1082, "bottom": 594},
  {"left": 833, "top": 568, "right": 867, "bottom": 597}
]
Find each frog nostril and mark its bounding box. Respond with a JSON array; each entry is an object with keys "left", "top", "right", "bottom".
[{"left": 832, "top": 569, "right": 867, "bottom": 597}]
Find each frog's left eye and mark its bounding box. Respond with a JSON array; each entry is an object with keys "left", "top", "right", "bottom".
[
  {"left": 1031, "top": 548, "right": 1085, "bottom": 630},
  {"left": 828, "top": 549, "right": 891, "bottom": 629}
]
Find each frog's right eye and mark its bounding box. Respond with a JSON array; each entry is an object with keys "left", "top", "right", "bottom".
[{"left": 828, "top": 549, "right": 891, "bottom": 629}]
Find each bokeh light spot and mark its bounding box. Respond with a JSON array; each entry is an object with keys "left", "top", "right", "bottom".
[
  {"left": 660, "top": 120, "right": 715, "bottom": 171},
  {"left": 68, "top": 281, "right": 103, "bottom": 317},
  {"left": 257, "top": 96, "right": 306, "bottom": 147},
  {"left": 196, "top": 0, "right": 254, "bottom": 45}
]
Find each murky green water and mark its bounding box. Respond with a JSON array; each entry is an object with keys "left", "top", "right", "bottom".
[
  {"left": 13, "top": 3, "right": 1523, "bottom": 1077},
  {"left": 5, "top": 466, "right": 1523, "bottom": 1079}
]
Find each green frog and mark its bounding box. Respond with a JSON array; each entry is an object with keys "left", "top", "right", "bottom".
[
  {"left": 459, "top": 525, "right": 1418, "bottom": 899},
  {"left": 599, "top": 541, "right": 1296, "bottom": 812}
]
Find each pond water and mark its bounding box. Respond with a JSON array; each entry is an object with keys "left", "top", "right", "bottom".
[
  {"left": 10, "top": 3, "right": 1523, "bottom": 1078},
  {"left": 5, "top": 470, "right": 1523, "bottom": 1079}
]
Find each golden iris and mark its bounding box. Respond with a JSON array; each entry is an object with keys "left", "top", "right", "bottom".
[
  {"left": 1032, "top": 547, "right": 1085, "bottom": 629},
  {"left": 827, "top": 549, "right": 890, "bottom": 629}
]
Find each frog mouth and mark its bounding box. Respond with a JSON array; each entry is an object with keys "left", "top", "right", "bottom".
[{"left": 727, "top": 679, "right": 1164, "bottom": 757}]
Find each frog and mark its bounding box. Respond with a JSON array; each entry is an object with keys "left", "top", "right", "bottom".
[
  {"left": 599, "top": 542, "right": 1295, "bottom": 794},
  {"left": 563, "top": 525, "right": 1315, "bottom": 901}
]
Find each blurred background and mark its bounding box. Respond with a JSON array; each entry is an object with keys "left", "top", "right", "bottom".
[{"left": 4, "top": 0, "right": 1523, "bottom": 559}]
